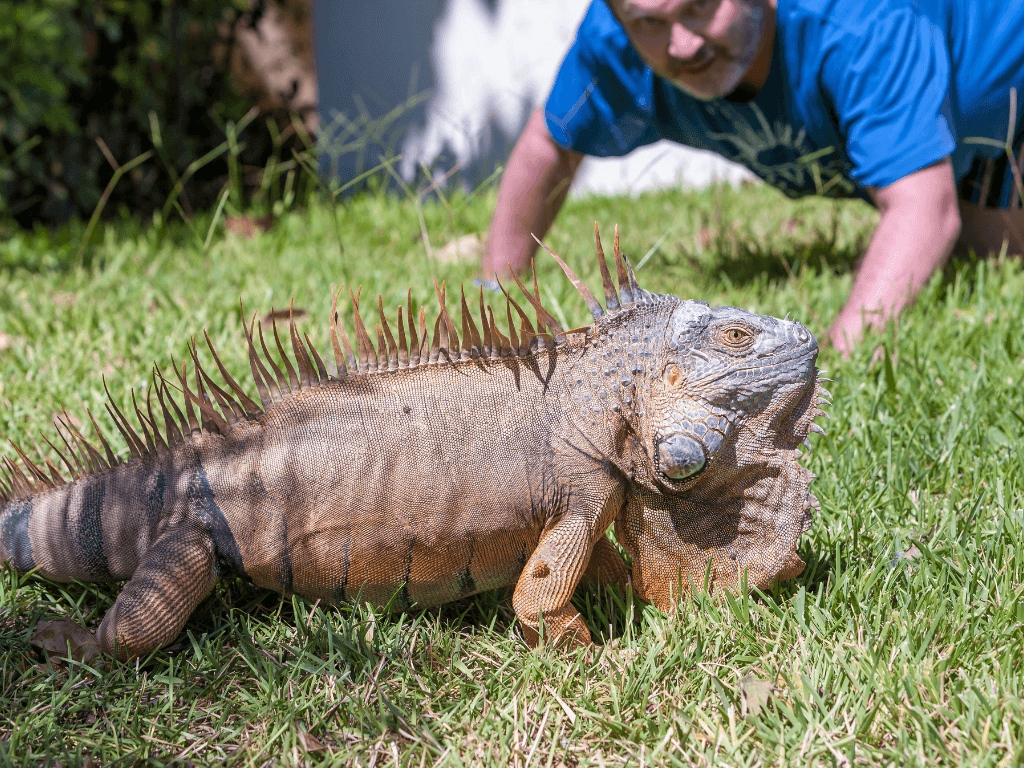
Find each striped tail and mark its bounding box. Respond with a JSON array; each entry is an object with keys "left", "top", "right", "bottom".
[{"left": 0, "top": 464, "right": 166, "bottom": 583}]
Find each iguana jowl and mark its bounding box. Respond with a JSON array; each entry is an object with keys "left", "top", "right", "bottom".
[{"left": 0, "top": 225, "right": 827, "bottom": 658}]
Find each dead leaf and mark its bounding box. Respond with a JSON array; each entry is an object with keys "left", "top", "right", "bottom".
[
  {"left": 434, "top": 233, "right": 485, "bottom": 264},
  {"left": 31, "top": 620, "right": 101, "bottom": 663},
  {"left": 298, "top": 728, "right": 328, "bottom": 753},
  {"left": 781, "top": 218, "right": 802, "bottom": 236},
  {"left": 260, "top": 307, "right": 309, "bottom": 327},
  {"left": 51, "top": 292, "right": 77, "bottom": 307},
  {"left": 741, "top": 674, "right": 773, "bottom": 717},
  {"left": 902, "top": 544, "right": 922, "bottom": 560},
  {"left": 225, "top": 215, "right": 274, "bottom": 238},
  {"left": 0, "top": 332, "right": 18, "bottom": 352},
  {"left": 698, "top": 228, "right": 714, "bottom": 248}
]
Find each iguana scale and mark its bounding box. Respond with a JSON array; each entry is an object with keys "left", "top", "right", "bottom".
[{"left": 0, "top": 225, "right": 826, "bottom": 659}]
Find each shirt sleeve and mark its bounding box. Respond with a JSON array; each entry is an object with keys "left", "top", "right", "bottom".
[
  {"left": 817, "top": 7, "right": 956, "bottom": 189},
  {"left": 543, "top": 3, "right": 662, "bottom": 157}
]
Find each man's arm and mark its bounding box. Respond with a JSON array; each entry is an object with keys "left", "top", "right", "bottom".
[
  {"left": 828, "top": 158, "right": 961, "bottom": 356},
  {"left": 481, "top": 108, "right": 584, "bottom": 280}
]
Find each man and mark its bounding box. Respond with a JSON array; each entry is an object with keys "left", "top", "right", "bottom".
[{"left": 479, "top": 0, "right": 1024, "bottom": 355}]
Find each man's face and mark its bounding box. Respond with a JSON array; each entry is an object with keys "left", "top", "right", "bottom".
[{"left": 613, "top": 0, "right": 769, "bottom": 100}]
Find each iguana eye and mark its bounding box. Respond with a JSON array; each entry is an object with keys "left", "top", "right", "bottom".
[{"left": 720, "top": 325, "right": 755, "bottom": 349}]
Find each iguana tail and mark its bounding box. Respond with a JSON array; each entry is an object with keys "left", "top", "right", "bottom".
[
  {"left": 1, "top": 416, "right": 225, "bottom": 657},
  {"left": 1, "top": 460, "right": 221, "bottom": 658}
]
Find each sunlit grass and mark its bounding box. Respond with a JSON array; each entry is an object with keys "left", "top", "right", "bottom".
[{"left": 1, "top": 180, "right": 1022, "bottom": 766}]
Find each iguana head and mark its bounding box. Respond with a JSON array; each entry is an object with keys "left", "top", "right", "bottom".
[
  {"left": 616, "top": 299, "right": 823, "bottom": 611},
  {"left": 539, "top": 225, "right": 825, "bottom": 612}
]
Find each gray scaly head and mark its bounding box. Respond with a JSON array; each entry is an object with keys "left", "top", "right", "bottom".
[{"left": 541, "top": 224, "right": 826, "bottom": 612}]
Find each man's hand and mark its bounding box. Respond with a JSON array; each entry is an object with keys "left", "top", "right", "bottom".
[
  {"left": 828, "top": 159, "right": 961, "bottom": 357},
  {"left": 481, "top": 108, "right": 584, "bottom": 281}
]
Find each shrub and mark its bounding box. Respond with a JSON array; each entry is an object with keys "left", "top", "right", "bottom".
[{"left": 0, "top": 0, "right": 264, "bottom": 227}]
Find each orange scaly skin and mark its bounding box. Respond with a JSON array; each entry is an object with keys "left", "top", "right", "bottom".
[{"left": 0, "top": 225, "right": 826, "bottom": 659}]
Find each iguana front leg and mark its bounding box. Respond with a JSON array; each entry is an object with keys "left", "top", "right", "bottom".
[
  {"left": 513, "top": 477, "right": 626, "bottom": 648},
  {"left": 96, "top": 519, "right": 217, "bottom": 659},
  {"left": 513, "top": 513, "right": 595, "bottom": 648}
]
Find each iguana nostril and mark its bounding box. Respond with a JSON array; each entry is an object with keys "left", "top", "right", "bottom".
[{"left": 658, "top": 434, "right": 706, "bottom": 479}]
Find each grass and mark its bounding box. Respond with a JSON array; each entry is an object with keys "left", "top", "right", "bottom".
[{"left": 1, "top": 179, "right": 1023, "bottom": 767}]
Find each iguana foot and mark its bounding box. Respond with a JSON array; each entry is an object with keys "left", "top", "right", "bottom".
[{"left": 520, "top": 610, "right": 591, "bottom": 649}]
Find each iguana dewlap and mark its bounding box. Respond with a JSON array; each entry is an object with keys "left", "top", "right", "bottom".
[{"left": 0, "top": 225, "right": 826, "bottom": 659}]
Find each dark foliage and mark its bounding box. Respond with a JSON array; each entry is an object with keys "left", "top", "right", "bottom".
[{"left": 0, "top": 0, "right": 272, "bottom": 227}]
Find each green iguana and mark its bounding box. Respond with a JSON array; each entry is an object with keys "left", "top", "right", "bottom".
[{"left": 0, "top": 225, "right": 826, "bottom": 659}]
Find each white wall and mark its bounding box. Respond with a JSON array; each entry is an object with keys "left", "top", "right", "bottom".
[{"left": 400, "top": 0, "right": 753, "bottom": 196}]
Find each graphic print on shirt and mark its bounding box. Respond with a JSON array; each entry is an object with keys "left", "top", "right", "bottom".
[{"left": 705, "top": 101, "right": 858, "bottom": 200}]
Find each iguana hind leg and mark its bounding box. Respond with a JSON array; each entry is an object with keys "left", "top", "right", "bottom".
[
  {"left": 97, "top": 520, "right": 217, "bottom": 659},
  {"left": 580, "top": 534, "right": 629, "bottom": 592}
]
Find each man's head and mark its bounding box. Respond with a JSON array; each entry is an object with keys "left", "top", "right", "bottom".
[{"left": 608, "top": 0, "right": 776, "bottom": 100}]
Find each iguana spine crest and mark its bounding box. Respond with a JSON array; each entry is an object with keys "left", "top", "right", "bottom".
[{"left": 0, "top": 225, "right": 648, "bottom": 504}]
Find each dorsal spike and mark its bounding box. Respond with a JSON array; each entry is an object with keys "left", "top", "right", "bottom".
[
  {"left": 157, "top": 373, "right": 189, "bottom": 441},
  {"left": 43, "top": 434, "right": 78, "bottom": 480},
  {"left": 377, "top": 297, "right": 399, "bottom": 370},
  {"left": 594, "top": 222, "right": 620, "bottom": 312},
  {"left": 334, "top": 302, "right": 359, "bottom": 374},
  {"left": 287, "top": 317, "right": 314, "bottom": 389},
  {"left": 350, "top": 289, "right": 378, "bottom": 373},
  {"left": 508, "top": 271, "right": 564, "bottom": 336},
  {"left": 530, "top": 234, "right": 603, "bottom": 320},
  {"left": 478, "top": 285, "right": 493, "bottom": 357},
  {"left": 505, "top": 301, "right": 520, "bottom": 353},
  {"left": 305, "top": 332, "right": 330, "bottom": 382},
  {"left": 4, "top": 456, "right": 33, "bottom": 496},
  {"left": 130, "top": 390, "right": 157, "bottom": 453},
  {"left": 179, "top": 358, "right": 229, "bottom": 434},
  {"left": 44, "top": 460, "right": 65, "bottom": 487},
  {"left": 375, "top": 324, "right": 390, "bottom": 370},
  {"left": 204, "top": 330, "right": 261, "bottom": 414},
  {"left": 328, "top": 285, "right": 349, "bottom": 377},
  {"left": 55, "top": 413, "right": 86, "bottom": 477},
  {"left": 257, "top": 322, "right": 291, "bottom": 396},
  {"left": 101, "top": 402, "right": 139, "bottom": 462},
  {"left": 270, "top": 316, "right": 300, "bottom": 391},
  {"left": 171, "top": 358, "right": 201, "bottom": 434},
  {"left": 191, "top": 349, "right": 228, "bottom": 434},
  {"left": 612, "top": 225, "right": 634, "bottom": 305},
  {"left": 428, "top": 311, "right": 443, "bottom": 364},
  {"left": 153, "top": 369, "right": 183, "bottom": 444},
  {"left": 532, "top": 261, "right": 545, "bottom": 334},
  {"left": 460, "top": 287, "right": 482, "bottom": 356},
  {"left": 405, "top": 290, "right": 420, "bottom": 366},
  {"left": 396, "top": 305, "right": 409, "bottom": 368},
  {"left": 622, "top": 252, "right": 644, "bottom": 300},
  {"left": 487, "top": 306, "right": 511, "bottom": 357},
  {"left": 290, "top": 300, "right": 318, "bottom": 386},
  {"left": 503, "top": 292, "right": 537, "bottom": 354},
  {"left": 191, "top": 342, "right": 244, "bottom": 424},
  {"left": 433, "top": 280, "right": 459, "bottom": 358},
  {"left": 141, "top": 388, "right": 167, "bottom": 450},
  {"left": 85, "top": 408, "right": 119, "bottom": 467},
  {"left": 242, "top": 308, "right": 276, "bottom": 408},
  {"left": 9, "top": 441, "right": 49, "bottom": 488},
  {"left": 103, "top": 378, "right": 146, "bottom": 459}
]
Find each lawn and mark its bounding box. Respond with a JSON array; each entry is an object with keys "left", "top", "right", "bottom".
[{"left": 1, "top": 181, "right": 1022, "bottom": 766}]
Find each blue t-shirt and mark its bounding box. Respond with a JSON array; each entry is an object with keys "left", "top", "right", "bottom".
[{"left": 545, "top": 0, "right": 1024, "bottom": 205}]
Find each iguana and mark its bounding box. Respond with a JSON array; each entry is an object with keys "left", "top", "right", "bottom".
[{"left": 0, "top": 225, "right": 826, "bottom": 659}]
